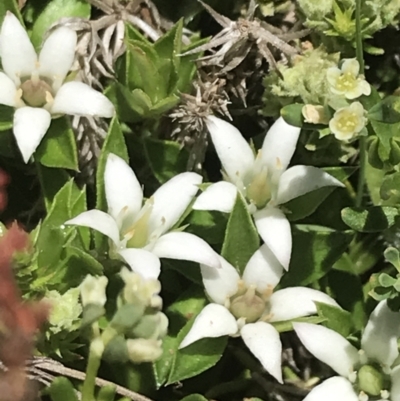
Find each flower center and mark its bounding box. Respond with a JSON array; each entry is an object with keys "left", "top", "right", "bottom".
[
  {"left": 125, "top": 202, "right": 153, "bottom": 249},
  {"left": 335, "top": 111, "right": 360, "bottom": 134},
  {"left": 229, "top": 285, "right": 267, "bottom": 323},
  {"left": 246, "top": 168, "right": 271, "bottom": 209},
  {"left": 20, "top": 75, "right": 54, "bottom": 107},
  {"left": 336, "top": 72, "right": 357, "bottom": 92},
  {"left": 356, "top": 363, "right": 391, "bottom": 400}
]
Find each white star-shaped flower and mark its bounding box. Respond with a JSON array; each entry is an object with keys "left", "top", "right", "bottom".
[
  {"left": 0, "top": 12, "right": 115, "bottom": 162},
  {"left": 179, "top": 245, "right": 338, "bottom": 382},
  {"left": 193, "top": 116, "right": 344, "bottom": 269},
  {"left": 66, "top": 153, "right": 220, "bottom": 279},
  {"left": 294, "top": 300, "right": 400, "bottom": 401}
]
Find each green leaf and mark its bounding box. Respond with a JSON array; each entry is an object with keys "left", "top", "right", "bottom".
[
  {"left": 221, "top": 193, "right": 259, "bottom": 273},
  {"left": 285, "top": 167, "right": 355, "bottom": 221},
  {"left": 358, "top": 86, "right": 381, "bottom": 111},
  {"left": 327, "top": 269, "right": 366, "bottom": 330},
  {"left": 272, "top": 315, "right": 325, "bottom": 333},
  {"left": 36, "top": 163, "right": 70, "bottom": 211},
  {"left": 30, "top": 0, "right": 90, "bottom": 48},
  {"left": 35, "top": 117, "right": 79, "bottom": 170},
  {"left": 0, "top": 105, "right": 13, "bottom": 131},
  {"left": 315, "top": 302, "right": 353, "bottom": 337},
  {"left": 149, "top": 95, "right": 180, "bottom": 116},
  {"left": 144, "top": 137, "right": 189, "bottom": 183},
  {"left": 167, "top": 323, "right": 227, "bottom": 385},
  {"left": 125, "top": 41, "right": 163, "bottom": 102},
  {"left": 105, "top": 83, "right": 147, "bottom": 122},
  {"left": 378, "top": 272, "right": 397, "bottom": 287},
  {"left": 180, "top": 395, "right": 208, "bottom": 401},
  {"left": 384, "top": 247, "right": 400, "bottom": 272},
  {"left": 341, "top": 206, "right": 399, "bottom": 233},
  {"left": 47, "top": 377, "right": 79, "bottom": 401},
  {"left": 280, "top": 225, "right": 354, "bottom": 286},
  {"left": 368, "top": 96, "right": 400, "bottom": 124},
  {"left": 62, "top": 246, "right": 103, "bottom": 275},
  {"left": 0, "top": 0, "right": 21, "bottom": 26},
  {"left": 380, "top": 173, "right": 400, "bottom": 205},
  {"left": 184, "top": 210, "right": 228, "bottom": 245},
  {"left": 154, "top": 19, "right": 183, "bottom": 93},
  {"left": 153, "top": 287, "right": 208, "bottom": 387}
]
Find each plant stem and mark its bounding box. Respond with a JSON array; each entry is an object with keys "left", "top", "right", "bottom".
[
  {"left": 81, "top": 337, "right": 103, "bottom": 401},
  {"left": 355, "top": 0, "right": 365, "bottom": 207},
  {"left": 355, "top": 0, "right": 364, "bottom": 74}
]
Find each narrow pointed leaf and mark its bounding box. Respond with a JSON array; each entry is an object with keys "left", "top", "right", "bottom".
[{"left": 221, "top": 193, "right": 259, "bottom": 273}]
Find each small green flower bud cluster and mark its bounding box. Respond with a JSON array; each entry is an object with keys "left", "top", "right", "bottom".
[
  {"left": 262, "top": 47, "right": 340, "bottom": 117},
  {"left": 80, "top": 270, "right": 168, "bottom": 365},
  {"left": 296, "top": 0, "right": 400, "bottom": 53}
]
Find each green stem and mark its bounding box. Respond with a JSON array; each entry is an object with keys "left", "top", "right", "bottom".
[
  {"left": 356, "top": 136, "right": 366, "bottom": 207},
  {"left": 81, "top": 337, "right": 103, "bottom": 401},
  {"left": 355, "top": 0, "right": 365, "bottom": 207}
]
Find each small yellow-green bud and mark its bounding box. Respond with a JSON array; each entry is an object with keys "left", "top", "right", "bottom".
[
  {"left": 358, "top": 365, "right": 384, "bottom": 396},
  {"left": 80, "top": 275, "right": 108, "bottom": 307},
  {"left": 126, "top": 338, "right": 163, "bottom": 363},
  {"left": 120, "top": 267, "right": 162, "bottom": 309},
  {"left": 46, "top": 288, "right": 82, "bottom": 333},
  {"left": 302, "top": 104, "right": 330, "bottom": 124}
]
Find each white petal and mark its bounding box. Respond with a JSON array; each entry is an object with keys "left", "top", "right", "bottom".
[
  {"left": 65, "top": 210, "right": 120, "bottom": 246},
  {"left": 254, "top": 207, "right": 291, "bottom": 270},
  {"left": 303, "top": 377, "right": 358, "bottom": 401},
  {"left": 193, "top": 181, "right": 238, "bottom": 213},
  {"left": 151, "top": 232, "right": 221, "bottom": 269},
  {"left": 341, "top": 58, "right": 359, "bottom": 76},
  {"left": 206, "top": 116, "right": 254, "bottom": 183},
  {"left": 200, "top": 255, "right": 240, "bottom": 304},
  {"left": 293, "top": 323, "right": 359, "bottom": 378},
  {"left": 13, "top": 107, "right": 51, "bottom": 163},
  {"left": 268, "top": 287, "right": 339, "bottom": 322},
  {"left": 0, "top": 12, "right": 37, "bottom": 83},
  {"left": 361, "top": 300, "right": 400, "bottom": 367},
  {"left": 118, "top": 248, "right": 160, "bottom": 279},
  {"left": 51, "top": 81, "right": 115, "bottom": 118},
  {"left": 179, "top": 303, "right": 238, "bottom": 348},
  {"left": 241, "top": 322, "right": 283, "bottom": 383},
  {"left": 391, "top": 365, "right": 400, "bottom": 401},
  {"left": 260, "top": 117, "right": 300, "bottom": 175},
  {"left": 148, "top": 172, "right": 202, "bottom": 235},
  {"left": 0, "top": 72, "right": 17, "bottom": 107},
  {"left": 105, "top": 153, "right": 143, "bottom": 229},
  {"left": 39, "top": 27, "right": 77, "bottom": 89},
  {"left": 276, "top": 165, "right": 344, "bottom": 205},
  {"left": 242, "top": 244, "right": 283, "bottom": 293}
]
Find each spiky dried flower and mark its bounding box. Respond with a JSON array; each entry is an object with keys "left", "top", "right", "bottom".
[
  {"left": 183, "top": 0, "right": 310, "bottom": 74},
  {"left": 169, "top": 75, "right": 231, "bottom": 171}
]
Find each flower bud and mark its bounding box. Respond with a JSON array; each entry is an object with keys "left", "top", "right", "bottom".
[
  {"left": 358, "top": 364, "right": 385, "bottom": 396},
  {"left": 126, "top": 338, "right": 163, "bottom": 363},
  {"left": 130, "top": 312, "right": 169, "bottom": 340},
  {"left": 302, "top": 104, "right": 330, "bottom": 124},
  {"left": 80, "top": 275, "right": 108, "bottom": 307}
]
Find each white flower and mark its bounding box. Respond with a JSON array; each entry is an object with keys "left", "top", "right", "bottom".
[
  {"left": 294, "top": 300, "right": 400, "bottom": 401},
  {"left": 327, "top": 58, "right": 371, "bottom": 100},
  {"left": 179, "top": 246, "right": 338, "bottom": 383},
  {"left": 329, "top": 101, "right": 367, "bottom": 141},
  {"left": 66, "top": 153, "right": 220, "bottom": 279},
  {"left": 193, "top": 116, "right": 343, "bottom": 269},
  {"left": 0, "top": 12, "right": 115, "bottom": 163}
]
